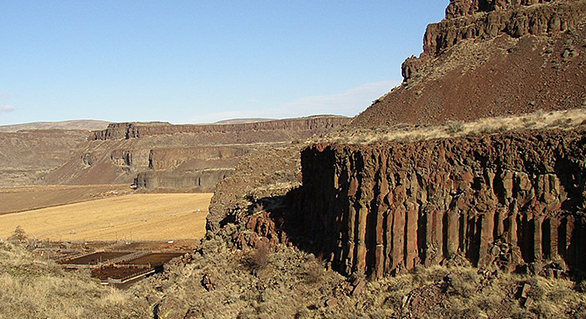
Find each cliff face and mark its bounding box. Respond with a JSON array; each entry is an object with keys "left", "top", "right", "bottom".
[
  {"left": 352, "top": 0, "right": 586, "bottom": 128},
  {"left": 148, "top": 146, "right": 249, "bottom": 171},
  {"left": 300, "top": 129, "right": 586, "bottom": 278},
  {"left": 89, "top": 117, "right": 349, "bottom": 141},
  {"left": 45, "top": 116, "right": 347, "bottom": 188},
  {"left": 421, "top": 0, "right": 584, "bottom": 58},
  {"left": 134, "top": 169, "right": 234, "bottom": 190}
]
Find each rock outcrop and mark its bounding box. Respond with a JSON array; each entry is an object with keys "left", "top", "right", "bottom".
[
  {"left": 299, "top": 129, "right": 586, "bottom": 278},
  {"left": 422, "top": 0, "right": 584, "bottom": 58},
  {"left": 89, "top": 116, "right": 349, "bottom": 142},
  {"left": 352, "top": 0, "right": 586, "bottom": 128},
  {"left": 148, "top": 147, "right": 249, "bottom": 171}
]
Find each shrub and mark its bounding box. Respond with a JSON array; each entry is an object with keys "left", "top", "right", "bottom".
[
  {"left": 302, "top": 257, "right": 324, "bottom": 284},
  {"left": 245, "top": 242, "right": 271, "bottom": 274},
  {"left": 7, "top": 226, "right": 28, "bottom": 243},
  {"left": 445, "top": 120, "right": 465, "bottom": 135},
  {"left": 445, "top": 269, "right": 479, "bottom": 296}
]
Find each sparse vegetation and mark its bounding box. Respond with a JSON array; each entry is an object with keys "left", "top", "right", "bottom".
[
  {"left": 0, "top": 241, "right": 149, "bottom": 319},
  {"left": 315, "top": 108, "right": 586, "bottom": 145},
  {"left": 445, "top": 120, "right": 465, "bottom": 135},
  {"left": 129, "top": 244, "right": 586, "bottom": 319}
]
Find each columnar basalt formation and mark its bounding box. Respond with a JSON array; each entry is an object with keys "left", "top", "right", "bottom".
[
  {"left": 300, "top": 129, "right": 586, "bottom": 279},
  {"left": 134, "top": 169, "right": 235, "bottom": 190},
  {"left": 148, "top": 147, "right": 250, "bottom": 170}
]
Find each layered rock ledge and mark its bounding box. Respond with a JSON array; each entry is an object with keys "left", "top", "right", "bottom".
[
  {"left": 89, "top": 117, "right": 349, "bottom": 141},
  {"left": 403, "top": 0, "right": 585, "bottom": 80}
]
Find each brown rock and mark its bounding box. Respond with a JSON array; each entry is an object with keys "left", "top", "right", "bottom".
[{"left": 299, "top": 129, "right": 586, "bottom": 278}]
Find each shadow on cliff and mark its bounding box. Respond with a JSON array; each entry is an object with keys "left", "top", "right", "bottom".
[{"left": 224, "top": 187, "right": 328, "bottom": 258}]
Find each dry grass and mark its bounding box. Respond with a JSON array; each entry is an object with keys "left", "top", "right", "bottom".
[
  {"left": 319, "top": 108, "right": 586, "bottom": 145},
  {"left": 0, "top": 193, "right": 212, "bottom": 241},
  {"left": 0, "top": 242, "right": 149, "bottom": 319}
]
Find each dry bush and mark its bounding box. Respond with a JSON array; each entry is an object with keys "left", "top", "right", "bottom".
[
  {"left": 244, "top": 242, "right": 271, "bottom": 274},
  {"left": 316, "top": 108, "right": 586, "bottom": 145},
  {"left": 7, "top": 225, "right": 28, "bottom": 243},
  {"left": 445, "top": 120, "right": 465, "bottom": 135},
  {"left": 445, "top": 269, "right": 479, "bottom": 296},
  {"left": 302, "top": 256, "right": 325, "bottom": 284}
]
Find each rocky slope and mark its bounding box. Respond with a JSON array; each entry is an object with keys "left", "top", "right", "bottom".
[
  {"left": 352, "top": 0, "right": 586, "bottom": 128},
  {"left": 299, "top": 128, "right": 586, "bottom": 279},
  {"left": 0, "top": 130, "right": 90, "bottom": 186}
]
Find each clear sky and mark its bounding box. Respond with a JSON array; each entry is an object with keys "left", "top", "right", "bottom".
[{"left": 0, "top": 1, "right": 448, "bottom": 125}]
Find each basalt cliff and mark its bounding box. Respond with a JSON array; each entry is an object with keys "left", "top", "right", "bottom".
[
  {"left": 299, "top": 129, "right": 586, "bottom": 279},
  {"left": 205, "top": 0, "right": 586, "bottom": 282}
]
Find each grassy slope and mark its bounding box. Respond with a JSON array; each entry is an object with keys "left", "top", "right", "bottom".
[{"left": 0, "top": 242, "right": 149, "bottom": 319}]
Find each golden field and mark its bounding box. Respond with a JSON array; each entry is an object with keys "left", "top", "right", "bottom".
[{"left": 0, "top": 193, "right": 212, "bottom": 241}]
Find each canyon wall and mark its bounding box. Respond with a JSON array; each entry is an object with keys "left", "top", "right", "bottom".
[
  {"left": 46, "top": 116, "right": 347, "bottom": 187},
  {"left": 134, "top": 169, "right": 234, "bottom": 190},
  {"left": 0, "top": 130, "right": 89, "bottom": 186},
  {"left": 300, "top": 129, "right": 586, "bottom": 278},
  {"left": 89, "top": 117, "right": 349, "bottom": 141},
  {"left": 148, "top": 146, "right": 250, "bottom": 170}
]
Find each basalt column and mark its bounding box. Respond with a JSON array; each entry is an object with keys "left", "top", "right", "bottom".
[{"left": 300, "top": 129, "right": 586, "bottom": 279}]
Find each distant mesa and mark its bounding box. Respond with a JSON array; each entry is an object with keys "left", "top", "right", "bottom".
[
  {"left": 88, "top": 115, "right": 349, "bottom": 141},
  {"left": 0, "top": 120, "right": 110, "bottom": 132},
  {"left": 213, "top": 118, "right": 274, "bottom": 125},
  {"left": 37, "top": 115, "right": 349, "bottom": 189}
]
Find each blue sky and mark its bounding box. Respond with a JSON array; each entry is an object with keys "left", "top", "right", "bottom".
[{"left": 0, "top": 1, "right": 448, "bottom": 125}]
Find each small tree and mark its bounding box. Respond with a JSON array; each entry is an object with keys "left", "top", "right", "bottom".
[{"left": 8, "top": 225, "right": 28, "bottom": 243}]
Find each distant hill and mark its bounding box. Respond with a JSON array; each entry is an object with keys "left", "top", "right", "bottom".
[
  {"left": 351, "top": 0, "right": 586, "bottom": 128},
  {"left": 214, "top": 118, "right": 274, "bottom": 125},
  {"left": 0, "top": 120, "right": 110, "bottom": 132}
]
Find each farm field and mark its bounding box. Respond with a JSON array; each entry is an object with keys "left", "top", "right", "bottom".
[
  {"left": 0, "top": 184, "right": 132, "bottom": 215},
  {"left": 0, "top": 193, "right": 212, "bottom": 241}
]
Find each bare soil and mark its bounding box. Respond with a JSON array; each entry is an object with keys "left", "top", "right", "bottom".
[{"left": 0, "top": 184, "right": 131, "bottom": 215}]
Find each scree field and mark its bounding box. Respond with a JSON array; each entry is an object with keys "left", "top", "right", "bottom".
[{"left": 0, "top": 193, "right": 212, "bottom": 241}]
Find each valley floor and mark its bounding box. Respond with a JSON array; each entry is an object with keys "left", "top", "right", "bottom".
[{"left": 0, "top": 193, "right": 212, "bottom": 241}]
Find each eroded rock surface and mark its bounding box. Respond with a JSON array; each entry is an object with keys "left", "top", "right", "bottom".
[
  {"left": 89, "top": 116, "right": 349, "bottom": 142},
  {"left": 300, "top": 129, "right": 586, "bottom": 278}
]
